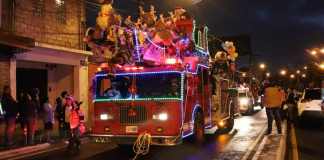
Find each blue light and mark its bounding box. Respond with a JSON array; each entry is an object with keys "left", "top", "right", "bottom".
[
  {"left": 96, "top": 71, "right": 183, "bottom": 77},
  {"left": 94, "top": 97, "right": 182, "bottom": 102},
  {"left": 182, "top": 132, "right": 193, "bottom": 138}
]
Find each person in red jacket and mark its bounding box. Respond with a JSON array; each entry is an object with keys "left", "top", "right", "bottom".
[{"left": 68, "top": 98, "right": 85, "bottom": 150}]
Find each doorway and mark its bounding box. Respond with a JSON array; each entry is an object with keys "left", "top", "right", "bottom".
[{"left": 16, "top": 68, "right": 48, "bottom": 103}]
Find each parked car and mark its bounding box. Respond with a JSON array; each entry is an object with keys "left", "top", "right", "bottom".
[
  {"left": 297, "top": 88, "right": 323, "bottom": 125},
  {"left": 238, "top": 88, "right": 255, "bottom": 114}
]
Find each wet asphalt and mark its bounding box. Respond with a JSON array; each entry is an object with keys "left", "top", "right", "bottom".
[{"left": 24, "top": 108, "right": 267, "bottom": 160}]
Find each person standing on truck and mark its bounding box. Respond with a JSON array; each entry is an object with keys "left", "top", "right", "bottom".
[{"left": 263, "top": 81, "right": 285, "bottom": 135}]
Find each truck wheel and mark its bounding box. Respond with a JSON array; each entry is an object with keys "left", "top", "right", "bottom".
[{"left": 193, "top": 111, "right": 205, "bottom": 144}]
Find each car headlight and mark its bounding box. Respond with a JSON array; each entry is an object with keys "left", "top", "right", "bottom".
[
  {"left": 239, "top": 98, "right": 249, "bottom": 106},
  {"left": 153, "top": 113, "right": 168, "bottom": 121},
  {"left": 100, "top": 113, "right": 113, "bottom": 120}
]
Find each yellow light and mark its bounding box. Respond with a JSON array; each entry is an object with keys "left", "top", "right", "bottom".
[
  {"left": 280, "top": 70, "right": 287, "bottom": 76},
  {"left": 242, "top": 73, "right": 247, "bottom": 77},
  {"left": 320, "top": 63, "right": 324, "bottom": 70},
  {"left": 302, "top": 74, "right": 306, "bottom": 78},
  {"left": 259, "top": 63, "right": 266, "bottom": 69},
  {"left": 321, "top": 48, "right": 324, "bottom": 54},
  {"left": 304, "top": 66, "right": 308, "bottom": 70},
  {"left": 97, "top": 67, "right": 102, "bottom": 72},
  {"left": 219, "top": 120, "right": 225, "bottom": 127},
  {"left": 290, "top": 74, "right": 295, "bottom": 79},
  {"left": 266, "top": 72, "right": 270, "bottom": 77},
  {"left": 296, "top": 70, "right": 300, "bottom": 74},
  {"left": 310, "top": 50, "right": 317, "bottom": 55}
]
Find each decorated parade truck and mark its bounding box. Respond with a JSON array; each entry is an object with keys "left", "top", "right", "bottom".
[{"left": 86, "top": 1, "right": 239, "bottom": 146}]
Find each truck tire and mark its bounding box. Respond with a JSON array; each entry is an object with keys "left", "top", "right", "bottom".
[{"left": 193, "top": 111, "right": 205, "bottom": 144}]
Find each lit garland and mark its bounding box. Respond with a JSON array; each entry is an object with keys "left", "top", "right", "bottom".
[
  {"left": 134, "top": 28, "right": 141, "bottom": 62},
  {"left": 94, "top": 97, "right": 182, "bottom": 102}
]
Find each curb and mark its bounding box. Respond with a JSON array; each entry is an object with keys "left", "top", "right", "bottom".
[
  {"left": 0, "top": 143, "right": 50, "bottom": 160},
  {"left": 0, "top": 137, "right": 89, "bottom": 160},
  {"left": 250, "top": 120, "right": 287, "bottom": 160},
  {"left": 276, "top": 121, "right": 287, "bottom": 160},
  {"left": 241, "top": 125, "right": 267, "bottom": 160}
]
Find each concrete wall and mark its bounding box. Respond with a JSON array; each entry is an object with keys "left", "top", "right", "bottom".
[
  {"left": 0, "top": 57, "right": 10, "bottom": 95},
  {"left": 14, "top": 0, "right": 85, "bottom": 49}
]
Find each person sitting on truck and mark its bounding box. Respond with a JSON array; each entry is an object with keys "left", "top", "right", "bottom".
[{"left": 104, "top": 82, "right": 121, "bottom": 99}]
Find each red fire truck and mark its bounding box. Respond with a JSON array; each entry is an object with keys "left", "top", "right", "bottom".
[
  {"left": 88, "top": 4, "right": 238, "bottom": 146},
  {"left": 91, "top": 60, "right": 238, "bottom": 145}
]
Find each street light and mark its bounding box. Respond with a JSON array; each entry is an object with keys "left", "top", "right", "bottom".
[
  {"left": 290, "top": 74, "right": 295, "bottom": 79},
  {"left": 310, "top": 50, "right": 317, "bottom": 56},
  {"left": 296, "top": 70, "right": 301, "bottom": 74},
  {"left": 304, "top": 66, "right": 308, "bottom": 70},
  {"left": 321, "top": 48, "right": 324, "bottom": 54},
  {"left": 280, "top": 69, "right": 287, "bottom": 76},
  {"left": 320, "top": 62, "right": 324, "bottom": 70},
  {"left": 302, "top": 74, "right": 306, "bottom": 78},
  {"left": 259, "top": 63, "right": 266, "bottom": 70},
  {"left": 266, "top": 72, "right": 270, "bottom": 77}
]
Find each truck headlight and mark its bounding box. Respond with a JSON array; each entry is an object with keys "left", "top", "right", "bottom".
[
  {"left": 153, "top": 113, "right": 168, "bottom": 121},
  {"left": 100, "top": 113, "right": 113, "bottom": 120},
  {"left": 239, "top": 98, "right": 249, "bottom": 106}
]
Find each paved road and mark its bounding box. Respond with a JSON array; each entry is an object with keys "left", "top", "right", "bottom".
[
  {"left": 295, "top": 122, "right": 324, "bottom": 160},
  {"left": 24, "top": 108, "right": 267, "bottom": 160}
]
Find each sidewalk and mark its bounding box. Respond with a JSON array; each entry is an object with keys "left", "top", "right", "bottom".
[
  {"left": 251, "top": 121, "right": 287, "bottom": 160},
  {"left": 0, "top": 118, "right": 91, "bottom": 160},
  {"left": 0, "top": 118, "right": 64, "bottom": 151}
]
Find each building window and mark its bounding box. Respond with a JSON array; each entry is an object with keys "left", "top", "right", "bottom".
[
  {"left": 56, "top": 0, "right": 66, "bottom": 24},
  {"left": 33, "top": 0, "right": 45, "bottom": 17}
]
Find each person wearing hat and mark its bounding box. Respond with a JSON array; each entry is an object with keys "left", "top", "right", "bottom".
[{"left": 104, "top": 81, "right": 121, "bottom": 99}]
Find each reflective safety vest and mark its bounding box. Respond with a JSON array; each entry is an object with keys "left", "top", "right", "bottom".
[{"left": 70, "top": 109, "right": 84, "bottom": 129}]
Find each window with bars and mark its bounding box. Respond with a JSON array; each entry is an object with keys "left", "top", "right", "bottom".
[
  {"left": 56, "top": 0, "right": 66, "bottom": 24},
  {"left": 33, "top": 0, "right": 44, "bottom": 17}
]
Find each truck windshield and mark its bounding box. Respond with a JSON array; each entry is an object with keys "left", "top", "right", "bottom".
[{"left": 96, "top": 72, "right": 182, "bottom": 100}]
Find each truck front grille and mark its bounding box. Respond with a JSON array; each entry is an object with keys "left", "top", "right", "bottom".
[{"left": 120, "top": 106, "right": 147, "bottom": 124}]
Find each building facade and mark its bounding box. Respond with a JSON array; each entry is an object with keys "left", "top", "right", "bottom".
[{"left": 0, "top": 0, "right": 92, "bottom": 121}]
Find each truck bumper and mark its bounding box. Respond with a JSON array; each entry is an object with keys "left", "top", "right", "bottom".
[{"left": 90, "top": 134, "right": 182, "bottom": 146}]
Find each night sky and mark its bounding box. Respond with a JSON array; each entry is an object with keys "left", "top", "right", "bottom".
[{"left": 86, "top": 0, "right": 324, "bottom": 70}]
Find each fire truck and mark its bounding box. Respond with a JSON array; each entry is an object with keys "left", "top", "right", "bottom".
[{"left": 87, "top": 3, "right": 238, "bottom": 145}]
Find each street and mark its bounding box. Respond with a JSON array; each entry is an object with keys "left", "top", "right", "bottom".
[
  {"left": 24, "top": 109, "right": 267, "bottom": 160},
  {"left": 294, "top": 122, "right": 324, "bottom": 160}
]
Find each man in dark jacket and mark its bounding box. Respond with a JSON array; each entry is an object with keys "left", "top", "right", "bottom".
[
  {"left": 1, "top": 85, "right": 18, "bottom": 146},
  {"left": 24, "top": 91, "right": 39, "bottom": 145},
  {"left": 56, "top": 91, "right": 68, "bottom": 138}
]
